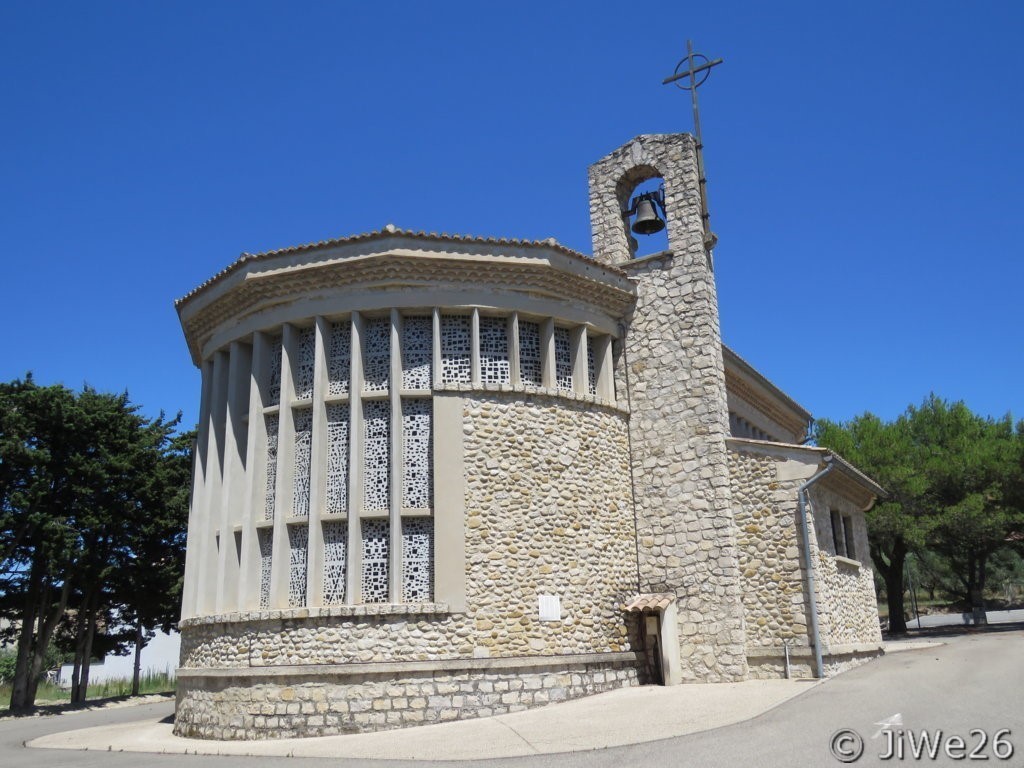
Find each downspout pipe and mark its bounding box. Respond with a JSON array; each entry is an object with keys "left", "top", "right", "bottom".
[{"left": 797, "top": 456, "right": 835, "bottom": 679}]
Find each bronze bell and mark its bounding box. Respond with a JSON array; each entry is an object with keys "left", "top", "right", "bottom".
[{"left": 631, "top": 197, "right": 666, "bottom": 235}]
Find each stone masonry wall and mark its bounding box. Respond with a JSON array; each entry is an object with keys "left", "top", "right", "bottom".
[
  {"left": 728, "top": 444, "right": 882, "bottom": 678},
  {"left": 590, "top": 134, "right": 747, "bottom": 682},
  {"left": 176, "top": 659, "right": 639, "bottom": 739},
  {"left": 179, "top": 393, "right": 636, "bottom": 669}
]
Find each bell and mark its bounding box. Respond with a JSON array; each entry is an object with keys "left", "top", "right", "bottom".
[{"left": 631, "top": 198, "right": 666, "bottom": 235}]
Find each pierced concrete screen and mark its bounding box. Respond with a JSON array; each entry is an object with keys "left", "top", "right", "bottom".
[
  {"left": 362, "top": 317, "right": 391, "bottom": 393},
  {"left": 401, "top": 517, "right": 433, "bottom": 602},
  {"left": 328, "top": 321, "right": 351, "bottom": 396},
  {"left": 401, "top": 315, "right": 433, "bottom": 390},
  {"left": 587, "top": 338, "right": 597, "bottom": 395},
  {"left": 263, "top": 414, "right": 278, "bottom": 521},
  {"left": 440, "top": 314, "right": 472, "bottom": 384},
  {"left": 402, "top": 399, "right": 432, "bottom": 509},
  {"left": 479, "top": 316, "right": 510, "bottom": 385},
  {"left": 363, "top": 400, "right": 390, "bottom": 511},
  {"left": 554, "top": 327, "right": 573, "bottom": 391},
  {"left": 295, "top": 327, "right": 315, "bottom": 400},
  {"left": 518, "top": 320, "right": 542, "bottom": 386},
  {"left": 268, "top": 337, "right": 283, "bottom": 406},
  {"left": 258, "top": 527, "right": 273, "bottom": 608},
  {"left": 325, "top": 404, "right": 349, "bottom": 515},
  {"left": 361, "top": 519, "right": 389, "bottom": 603},
  {"left": 322, "top": 521, "right": 347, "bottom": 605},
  {"left": 292, "top": 408, "right": 313, "bottom": 518},
  {"left": 287, "top": 523, "right": 308, "bottom": 607}
]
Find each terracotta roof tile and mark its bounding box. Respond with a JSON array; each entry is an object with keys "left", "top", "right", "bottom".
[{"left": 621, "top": 593, "right": 675, "bottom": 612}]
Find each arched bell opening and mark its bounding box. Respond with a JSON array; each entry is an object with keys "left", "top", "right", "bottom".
[{"left": 616, "top": 166, "right": 669, "bottom": 259}]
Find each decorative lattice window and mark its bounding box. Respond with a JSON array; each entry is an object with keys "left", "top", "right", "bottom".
[
  {"left": 518, "top": 320, "right": 542, "bottom": 386},
  {"left": 268, "top": 336, "right": 283, "bottom": 406},
  {"left": 328, "top": 320, "right": 351, "bottom": 396},
  {"left": 479, "top": 316, "right": 510, "bottom": 385},
  {"left": 294, "top": 327, "right": 315, "bottom": 400},
  {"left": 322, "top": 521, "right": 347, "bottom": 605},
  {"left": 325, "top": 404, "right": 349, "bottom": 515},
  {"left": 258, "top": 527, "right": 273, "bottom": 608},
  {"left": 440, "top": 314, "right": 472, "bottom": 384},
  {"left": 361, "top": 519, "right": 389, "bottom": 603},
  {"left": 401, "top": 517, "right": 433, "bottom": 602},
  {"left": 287, "top": 524, "right": 308, "bottom": 607},
  {"left": 292, "top": 408, "right": 312, "bottom": 517},
  {"left": 554, "top": 327, "right": 573, "bottom": 391},
  {"left": 402, "top": 399, "right": 432, "bottom": 509},
  {"left": 362, "top": 317, "right": 391, "bottom": 393},
  {"left": 587, "top": 336, "right": 597, "bottom": 395},
  {"left": 363, "top": 400, "right": 390, "bottom": 511},
  {"left": 264, "top": 414, "right": 278, "bottom": 520},
  {"left": 401, "top": 315, "right": 433, "bottom": 390}
]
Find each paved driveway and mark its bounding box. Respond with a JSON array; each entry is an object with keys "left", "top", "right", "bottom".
[{"left": 6, "top": 623, "right": 1023, "bottom": 768}]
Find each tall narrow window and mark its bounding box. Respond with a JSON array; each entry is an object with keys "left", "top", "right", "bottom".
[
  {"left": 519, "top": 320, "right": 542, "bottom": 386},
  {"left": 328, "top": 321, "right": 351, "bottom": 395},
  {"left": 363, "top": 401, "right": 390, "bottom": 511},
  {"left": 479, "top": 316, "right": 510, "bottom": 385},
  {"left": 264, "top": 415, "right": 278, "bottom": 521},
  {"left": 287, "top": 524, "right": 308, "bottom": 607},
  {"left": 554, "top": 327, "right": 573, "bottom": 391},
  {"left": 294, "top": 327, "right": 315, "bottom": 400},
  {"left": 830, "top": 510, "right": 845, "bottom": 557},
  {"left": 268, "top": 337, "right": 283, "bottom": 406},
  {"left": 842, "top": 515, "right": 856, "bottom": 560},
  {"left": 402, "top": 400, "right": 432, "bottom": 509},
  {"left": 292, "top": 408, "right": 312, "bottom": 517},
  {"left": 325, "top": 404, "right": 349, "bottom": 515},
  {"left": 361, "top": 519, "right": 389, "bottom": 603},
  {"left": 440, "top": 314, "right": 472, "bottom": 384},
  {"left": 322, "top": 521, "right": 347, "bottom": 605},
  {"left": 586, "top": 336, "right": 597, "bottom": 395},
  {"left": 362, "top": 317, "right": 391, "bottom": 393},
  {"left": 401, "top": 518, "right": 433, "bottom": 602},
  {"left": 258, "top": 528, "right": 273, "bottom": 608},
  {"left": 401, "top": 315, "right": 433, "bottom": 390}
]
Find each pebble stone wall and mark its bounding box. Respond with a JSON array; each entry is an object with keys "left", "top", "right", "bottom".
[
  {"left": 175, "top": 392, "right": 642, "bottom": 738},
  {"left": 728, "top": 446, "right": 882, "bottom": 679},
  {"left": 589, "top": 134, "right": 747, "bottom": 682}
]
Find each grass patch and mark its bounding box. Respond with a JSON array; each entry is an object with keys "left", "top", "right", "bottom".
[{"left": 1, "top": 670, "right": 174, "bottom": 711}]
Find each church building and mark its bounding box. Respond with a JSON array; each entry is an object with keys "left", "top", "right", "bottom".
[{"left": 173, "top": 133, "right": 884, "bottom": 740}]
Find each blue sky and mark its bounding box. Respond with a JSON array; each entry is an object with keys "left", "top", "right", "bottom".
[{"left": 2, "top": 1, "right": 1021, "bottom": 431}]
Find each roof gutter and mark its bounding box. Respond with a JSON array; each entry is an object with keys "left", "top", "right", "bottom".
[{"left": 797, "top": 455, "right": 835, "bottom": 679}]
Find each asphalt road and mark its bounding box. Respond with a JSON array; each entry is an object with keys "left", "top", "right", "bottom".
[{"left": 5, "top": 624, "right": 1022, "bottom": 768}]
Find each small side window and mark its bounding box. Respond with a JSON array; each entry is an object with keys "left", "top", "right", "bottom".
[
  {"left": 830, "top": 510, "right": 845, "bottom": 557},
  {"left": 842, "top": 515, "right": 856, "bottom": 561}
]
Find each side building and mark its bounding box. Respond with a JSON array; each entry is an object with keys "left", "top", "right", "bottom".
[{"left": 173, "top": 133, "right": 883, "bottom": 740}]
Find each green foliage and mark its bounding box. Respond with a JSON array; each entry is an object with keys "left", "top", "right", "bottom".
[
  {"left": 0, "top": 374, "right": 192, "bottom": 709},
  {"left": 815, "top": 394, "right": 1024, "bottom": 630}
]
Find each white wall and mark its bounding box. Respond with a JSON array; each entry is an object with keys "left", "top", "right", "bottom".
[{"left": 58, "top": 629, "right": 180, "bottom": 687}]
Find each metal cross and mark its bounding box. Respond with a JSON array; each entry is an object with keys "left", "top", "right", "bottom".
[{"left": 663, "top": 41, "right": 723, "bottom": 254}]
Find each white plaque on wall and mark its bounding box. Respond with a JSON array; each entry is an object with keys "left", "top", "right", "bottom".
[{"left": 538, "top": 594, "right": 561, "bottom": 622}]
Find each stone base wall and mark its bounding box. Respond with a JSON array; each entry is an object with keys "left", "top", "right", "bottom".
[
  {"left": 746, "top": 645, "right": 884, "bottom": 680},
  {"left": 174, "top": 654, "right": 640, "bottom": 740}
]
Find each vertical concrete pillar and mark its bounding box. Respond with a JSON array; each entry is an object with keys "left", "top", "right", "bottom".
[
  {"left": 306, "top": 316, "right": 330, "bottom": 606},
  {"left": 196, "top": 351, "right": 228, "bottom": 617},
  {"left": 181, "top": 360, "right": 213, "bottom": 619},
  {"left": 215, "top": 341, "right": 250, "bottom": 613},
  {"left": 347, "top": 312, "right": 365, "bottom": 603},
  {"left": 388, "top": 309, "right": 403, "bottom": 602}
]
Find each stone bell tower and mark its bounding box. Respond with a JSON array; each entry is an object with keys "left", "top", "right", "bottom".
[{"left": 589, "top": 134, "right": 747, "bottom": 682}]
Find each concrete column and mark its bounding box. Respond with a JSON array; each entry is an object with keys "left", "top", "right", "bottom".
[
  {"left": 541, "top": 318, "right": 555, "bottom": 389},
  {"left": 306, "top": 316, "right": 329, "bottom": 606},
  {"left": 470, "top": 308, "right": 481, "bottom": 387},
  {"left": 181, "top": 360, "right": 214, "bottom": 619},
  {"left": 269, "top": 326, "right": 297, "bottom": 608},
  {"left": 571, "top": 326, "right": 587, "bottom": 397},
  {"left": 196, "top": 351, "right": 228, "bottom": 617},
  {"left": 238, "top": 332, "right": 268, "bottom": 611},
  {"left": 215, "top": 341, "right": 250, "bottom": 613},
  {"left": 431, "top": 308, "right": 442, "bottom": 387},
  {"left": 595, "top": 334, "right": 615, "bottom": 402},
  {"left": 389, "top": 309, "right": 403, "bottom": 602},
  {"left": 509, "top": 314, "right": 521, "bottom": 386},
  {"left": 347, "top": 312, "right": 365, "bottom": 603}
]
